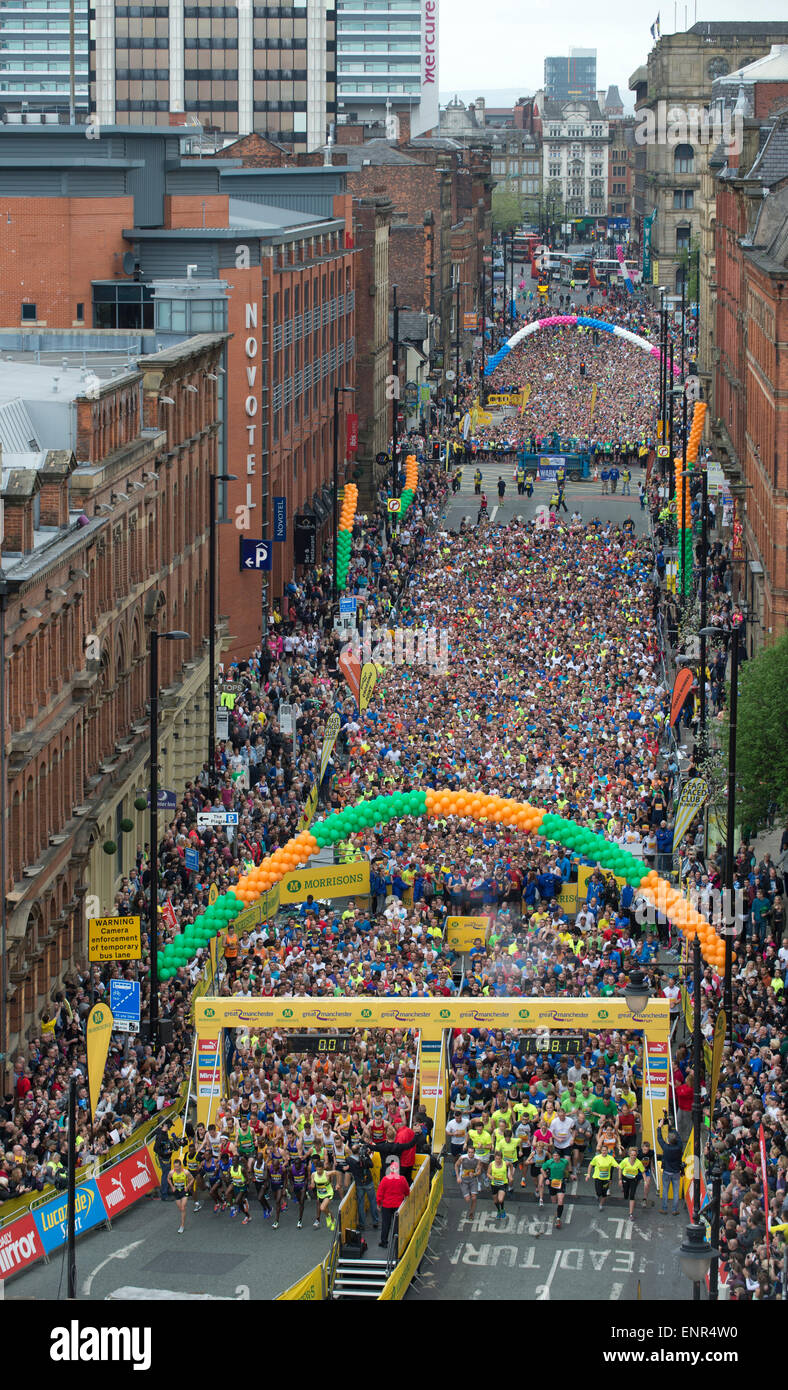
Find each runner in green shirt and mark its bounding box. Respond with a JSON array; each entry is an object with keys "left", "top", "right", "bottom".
[{"left": 543, "top": 1152, "right": 571, "bottom": 1229}]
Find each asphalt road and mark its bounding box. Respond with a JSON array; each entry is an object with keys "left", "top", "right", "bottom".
[
  {"left": 4, "top": 1191, "right": 335, "bottom": 1302},
  {"left": 443, "top": 461, "right": 650, "bottom": 534},
  {"left": 410, "top": 1170, "right": 686, "bottom": 1302}
]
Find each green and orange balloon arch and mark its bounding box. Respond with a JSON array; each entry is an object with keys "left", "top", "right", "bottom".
[{"left": 155, "top": 788, "right": 727, "bottom": 980}]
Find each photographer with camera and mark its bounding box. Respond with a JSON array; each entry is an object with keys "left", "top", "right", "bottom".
[{"left": 347, "top": 1139, "right": 379, "bottom": 1232}]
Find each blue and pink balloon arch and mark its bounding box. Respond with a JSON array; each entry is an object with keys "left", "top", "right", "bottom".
[{"left": 484, "top": 314, "right": 683, "bottom": 378}]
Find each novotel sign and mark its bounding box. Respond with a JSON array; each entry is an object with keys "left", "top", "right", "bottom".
[
  {"left": 424, "top": 0, "right": 436, "bottom": 84},
  {"left": 244, "top": 303, "right": 259, "bottom": 517}
]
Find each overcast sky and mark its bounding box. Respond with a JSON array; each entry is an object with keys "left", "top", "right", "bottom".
[{"left": 439, "top": 1, "right": 788, "bottom": 100}]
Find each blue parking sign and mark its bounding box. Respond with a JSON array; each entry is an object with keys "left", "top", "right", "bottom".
[{"left": 239, "top": 538, "right": 272, "bottom": 571}]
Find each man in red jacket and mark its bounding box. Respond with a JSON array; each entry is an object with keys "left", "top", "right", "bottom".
[
  {"left": 376, "top": 1160, "right": 410, "bottom": 1249},
  {"left": 395, "top": 1124, "right": 417, "bottom": 1184}
]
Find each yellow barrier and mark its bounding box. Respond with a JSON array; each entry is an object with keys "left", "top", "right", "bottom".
[
  {"left": 446, "top": 915, "right": 489, "bottom": 951},
  {"left": 276, "top": 1263, "right": 325, "bottom": 1300},
  {"left": 396, "top": 1154, "right": 429, "bottom": 1259},
  {"left": 339, "top": 1183, "right": 359, "bottom": 1245},
  {"left": 379, "top": 1165, "right": 443, "bottom": 1300}
]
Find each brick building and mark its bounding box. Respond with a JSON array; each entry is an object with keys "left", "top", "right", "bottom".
[
  {"left": 0, "top": 125, "right": 357, "bottom": 660},
  {"left": 712, "top": 103, "right": 788, "bottom": 648},
  {"left": 607, "top": 117, "right": 637, "bottom": 225},
  {"left": 351, "top": 196, "right": 392, "bottom": 500},
  {"left": 0, "top": 334, "right": 222, "bottom": 1059},
  {"left": 629, "top": 21, "right": 788, "bottom": 320}
]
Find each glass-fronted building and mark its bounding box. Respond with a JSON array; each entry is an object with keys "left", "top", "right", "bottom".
[{"left": 0, "top": 0, "right": 89, "bottom": 118}]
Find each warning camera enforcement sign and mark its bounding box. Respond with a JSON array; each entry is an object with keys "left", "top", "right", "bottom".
[{"left": 88, "top": 915, "right": 142, "bottom": 963}]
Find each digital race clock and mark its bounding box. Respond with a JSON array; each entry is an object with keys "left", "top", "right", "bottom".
[{"left": 287, "top": 1033, "right": 352, "bottom": 1054}]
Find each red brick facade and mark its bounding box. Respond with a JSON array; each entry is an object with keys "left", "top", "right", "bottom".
[
  {"left": 1, "top": 337, "right": 222, "bottom": 1045},
  {"left": 714, "top": 177, "right": 788, "bottom": 643}
]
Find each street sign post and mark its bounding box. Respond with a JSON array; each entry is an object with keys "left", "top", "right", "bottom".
[
  {"left": 339, "top": 596, "right": 357, "bottom": 614},
  {"left": 185, "top": 847, "right": 199, "bottom": 872},
  {"left": 109, "top": 980, "right": 141, "bottom": 1032},
  {"left": 88, "top": 916, "right": 142, "bottom": 963},
  {"left": 196, "top": 811, "right": 239, "bottom": 827}
]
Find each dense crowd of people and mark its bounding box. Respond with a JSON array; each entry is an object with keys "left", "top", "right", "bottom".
[{"left": 2, "top": 293, "right": 786, "bottom": 1299}]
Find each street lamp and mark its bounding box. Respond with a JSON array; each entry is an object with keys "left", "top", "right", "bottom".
[
  {"left": 678, "top": 1222, "right": 718, "bottom": 1287},
  {"left": 208, "top": 472, "right": 237, "bottom": 790},
  {"left": 624, "top": 968, "right": 651, "bottom": 1018},
  {"left": 708, "top": 1163, "right": 724, "bottom": 1300},
  {"left": 690, "top": 933, "right": 704, "bottom": 1283},
  {"left": 148, "top": 625, "right": 189, "bottom": 1051},
  {"left": 699, "top": 621, "right": 740, "bottom": 1049},
  {"left": 333, "top": 384, "right": 356, "bottom": 605}
]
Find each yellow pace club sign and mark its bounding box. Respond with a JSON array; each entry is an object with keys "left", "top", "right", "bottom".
[
  {"left": 359, "top": 662, "right": 378, "bottom": 713},
  {"left": 445, "top": 915, "right": 490, "bottom": 952}
]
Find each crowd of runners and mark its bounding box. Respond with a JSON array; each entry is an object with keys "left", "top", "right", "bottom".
[{"left": 2, "top": 293, "right": 786, "bottom": 1298}]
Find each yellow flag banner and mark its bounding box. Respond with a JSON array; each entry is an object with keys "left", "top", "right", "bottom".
[
  {"left": 297, "top": 713, "right": 342, "bottom": 833},
  {"left": 359, "top": 662, "right": 378, "bottom": 713},
  {"left": 86, "top": 1003, "right": 114, "bottom": 1122},
  {"left": 319, "top": 713, "right": 342, "bottom": 782},
  {"left": 520, "top": 384, "right": 531, "bottom": 415},
  {"left": 297, "top": 782, "right": 320, "bottom": 834},
  {"left": 673, "top": 777, "right": 709, "bottom": 849},
  {"left": 710, "top": 1009, "right": 726, "bottom": 1113}
]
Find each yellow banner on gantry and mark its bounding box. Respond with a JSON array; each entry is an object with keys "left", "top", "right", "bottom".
[{"left": 194, "top": 995, "right": 670, "bottom": 1038}]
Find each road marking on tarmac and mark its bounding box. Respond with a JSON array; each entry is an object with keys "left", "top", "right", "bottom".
[{"left": 82, "top": 1239, "right": 144, "bottom": 1297}]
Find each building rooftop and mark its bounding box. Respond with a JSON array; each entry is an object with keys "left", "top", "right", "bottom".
[
  {"left": 226, "top": 197, "right": 332, "bottom": 231},
  {"left": 331, "top": 139, "right": 423, "bottom": 168},
  {"left": 540, "top": 97, "right": 606, "bottom": 121},
  {"left": 715, "top": 43, "right": 788, "bottom": 86},
  {"left": 688, "top": 20, "right": 788, "bottom": 36}
]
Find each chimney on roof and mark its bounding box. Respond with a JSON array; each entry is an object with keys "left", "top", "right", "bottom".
[{"left": 397, "top": 111, "right": 411, "bottom": 147}]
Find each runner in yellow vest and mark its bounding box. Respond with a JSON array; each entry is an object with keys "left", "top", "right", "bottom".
[{"left": 489, "top": 1152, "right": 513, "bottom": 1219}]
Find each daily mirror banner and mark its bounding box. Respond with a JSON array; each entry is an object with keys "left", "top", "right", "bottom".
[{"left": 0, "top": 1211, "right": 45, "bottom": 1280}]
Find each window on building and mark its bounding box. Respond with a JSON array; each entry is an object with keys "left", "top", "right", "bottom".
[
  {"left": 683, "top": 190, "right": 694, "bottom": 209},
  {"left": 76, "top": 302, "right": 84, "bottom": 321},
  {"left": 21, "top": 302, "right": 36, "bottom": 321},
  {"left": 676, "top": 224, "right": 691, "bottom": 251},
  {"left": 674, "top": 144, "right": 694, "bottom": 174},
  {"left": 93, "top": 282, "right": 154, "bottom": 331}
]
